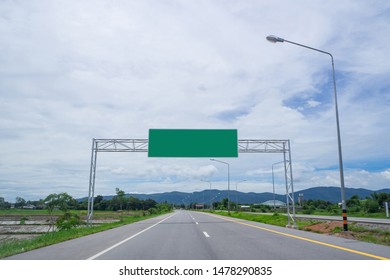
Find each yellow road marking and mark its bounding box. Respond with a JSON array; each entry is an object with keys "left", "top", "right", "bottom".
[{"left": 203, "top": 212, "right": 389, "bottom": 260}]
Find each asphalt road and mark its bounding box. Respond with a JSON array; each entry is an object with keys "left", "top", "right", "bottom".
[{"left": 5, "top": 210, "right": 390, "bottom": 260}]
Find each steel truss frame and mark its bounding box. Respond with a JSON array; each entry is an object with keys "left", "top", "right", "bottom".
[{"left": 87, "top": 138, "right": 296, "bottom": 227}]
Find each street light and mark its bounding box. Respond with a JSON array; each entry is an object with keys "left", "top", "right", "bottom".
[
  {"left": 272, "top": 161, "right": 285, "bottom": 211},
  {"left": 210, "top": 159, "right": 231, "bottom": 214},
  {"left": 235, "top": 180, "right": 247, "bottom": 211},
  {"left": 200, "top": 179, "right": 212, "bottom": 208},
  {"left": 210, "top": 192, "right": 221, "bottom": 211},
  {"left": 200, "top": 179, "right": 212, "bottom": 190},
  {"left": 266, "top": 34, "right": 348, "bottom": 231}
]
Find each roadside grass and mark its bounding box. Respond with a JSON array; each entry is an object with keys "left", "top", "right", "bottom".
[
  {"left": 0, "top": 211, "right": 169, "bottom": 259},
  {"left": 212, "top": 211, "right": 313, "bottom": 229},
  {"left": 345, "top": 224, "right": 390, "bottom": 246},
  {"left": 211, "top": 211, "right": 390, "bottom": 246},
  {"left": 295, "top": 209, "right": 388, "bottom": 219}
]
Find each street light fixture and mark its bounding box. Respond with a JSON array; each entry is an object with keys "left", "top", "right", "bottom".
[
  {"left": 210, "top": 159, "right": 231, "bottom": 214},
  {"left": 266, "top": 34, "right": 348, "bottom": 231},
  {"left": 266, "top": 35, "right": 285, "bottom": 43}
]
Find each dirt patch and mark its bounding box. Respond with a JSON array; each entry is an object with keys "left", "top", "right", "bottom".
[
  {"left": 304, "top": 221, "right": 343, "bottom": 234},
  {"left": 303, "top": 221, "right": 371, "bottom": 241}
]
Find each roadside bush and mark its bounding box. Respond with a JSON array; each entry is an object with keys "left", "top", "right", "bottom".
[
  {"left": 56, "top": 212, "right": 82, "bottom": 231},
  {"left": 302, "top": 205, "right": 315, "bottom": 214},
  {"left": 348, "top": 206, "right": 362, "bottom": 213},
  {"left": 19, "top": 216, "right": 28, "bottom": 225},
  {"left": 364, "top": 200, "right": 380, "bottom": 213},
  {"left": 331, "top": 208, "right": 340, "bottom": 215}
]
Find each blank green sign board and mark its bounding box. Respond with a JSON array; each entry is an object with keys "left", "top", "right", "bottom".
[{"left": 148, "top": 129, "right": 238, "bottom": 157}]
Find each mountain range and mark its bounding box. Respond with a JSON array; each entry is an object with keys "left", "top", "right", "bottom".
[{"left": 91, "top": 186, "right": 390, "bottom": 205}]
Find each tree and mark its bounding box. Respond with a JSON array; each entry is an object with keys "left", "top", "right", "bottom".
[
  {"left": 44, "top": 193, "right": 59, "bottom": 232},
  {"left": 15, "top": 196, "right": 26, "bottom": 208},
  {"left": 43, "top": 193, "right": 81, "bottom": 231},
  {"left": 77, "top": 198, "right": 88, "bottom": 210},
  {"left": 212, "top": 201, "right": 221, "bottom": 210},
  {"left": 347, "top": 195, "right": 361, "bottom": 212},
  {"left": 56, "top": 193, "right": 76, "bottom": 212},
  {"left": 157, "top": 202, "right": 172, "bottom": 213},
  {"left": 127, "top": 196, "right": 142, "bottom": 210},
  {"left": 115, "top": 188, "right": 126, "bottom": 211},
  {"left": 0, "top": 197, "right": 10, "bottom": 210},
  {"left": 143, "top": 199, "right": 157, "bottom": 210},
  {"left": 94, "top": 195, "right": 104, "bottom": 204},
  {"left": 221, "top": 198, "right": 229, "bottom": 209},
  {"left": 376, "top": 193, "right": 390, "bottom": 208},
  {"left": 364, "top": 199, "right": 380, "bottom": 213},
  {"left": 366, "top": 192, "right": 390, "bottom": 210},
  {"left": 93, "top": 195, "right": 105, "bottom": 210}
]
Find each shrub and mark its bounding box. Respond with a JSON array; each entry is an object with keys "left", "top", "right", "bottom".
[
  {"left": 56, "top": 212, "right": 82, "bottom": 231},
  {"left": 19, "top": 216, "right": 29, "bottom": 225},
  {"left": 364, "top": 200, "right": 380, "bottom": 213}
]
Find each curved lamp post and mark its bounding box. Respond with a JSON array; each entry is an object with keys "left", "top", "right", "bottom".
[{"left": 266, "top": 35, "right": 348, "bottom": 231}]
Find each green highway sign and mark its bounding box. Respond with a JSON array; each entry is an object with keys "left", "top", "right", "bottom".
[{"left": 148, "top": 129, "right": 238, "bottom": 157}]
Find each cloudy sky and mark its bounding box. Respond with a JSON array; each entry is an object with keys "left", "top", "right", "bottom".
[{"left": 1, "top": 0, "right": 389, "bottom": 202}]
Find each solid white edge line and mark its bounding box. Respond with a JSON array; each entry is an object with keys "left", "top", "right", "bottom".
[{"left": 87, "top": 213, "right": 177, "bottom": 260}]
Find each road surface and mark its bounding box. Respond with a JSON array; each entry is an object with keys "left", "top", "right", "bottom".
[{"left": 5, "top": 210, "right": 390, "bottom": 260}]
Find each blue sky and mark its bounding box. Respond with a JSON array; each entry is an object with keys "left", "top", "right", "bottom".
[{"left": 0, "top": 0, "right": 389, "bottom": 202}]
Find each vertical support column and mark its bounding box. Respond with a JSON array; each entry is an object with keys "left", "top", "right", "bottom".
[
  {"left": 283, "top": 141, "right": 290, "bottom": 227},
  {"left": 87, "top": 139, "right": 98, "bottom": 225},
  {"left": 283, "top": 140, "right": 296, "bottom": 228},
  {"left": 287, "top": 140, "right": 296, "bottom": 228}
]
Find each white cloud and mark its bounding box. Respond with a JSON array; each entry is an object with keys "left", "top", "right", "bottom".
[
  {"left": 0, "top": 0, "right": 389, "bottom": 202},
  {"left": 382, "top": 169, "right": 390, "bottom": 179},
  {"left": 306, "top": 100, "right": 321, "bottom": 108}
]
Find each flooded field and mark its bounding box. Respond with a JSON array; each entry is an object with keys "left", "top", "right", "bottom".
[
  {"left": 0, "top": 214, "right": 119, "bottom": 244},
  {"left": 0, "top": 215, "right": 53, "bottom": 243}
]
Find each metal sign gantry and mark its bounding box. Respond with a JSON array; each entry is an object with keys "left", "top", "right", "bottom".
[{"left": 87, "top": 138, "right": 296, "bottom": 227}]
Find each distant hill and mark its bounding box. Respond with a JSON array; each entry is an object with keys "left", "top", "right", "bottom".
[
  {"left": 85, "top": 186, "right": 390, "bottom": 205},
  {"left": 297, "top": 186, "right": 390, "bottom": 203}
]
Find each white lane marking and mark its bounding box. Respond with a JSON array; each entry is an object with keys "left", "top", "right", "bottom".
[
  {"left": 203, "top": 231, "right": 210, "bottom": 238},
  {"left": 189, "top": 213, "right": 197, "bottom": 223},
  {"left": 87, "top": 213, "right": 177, "bottom": 260}
]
